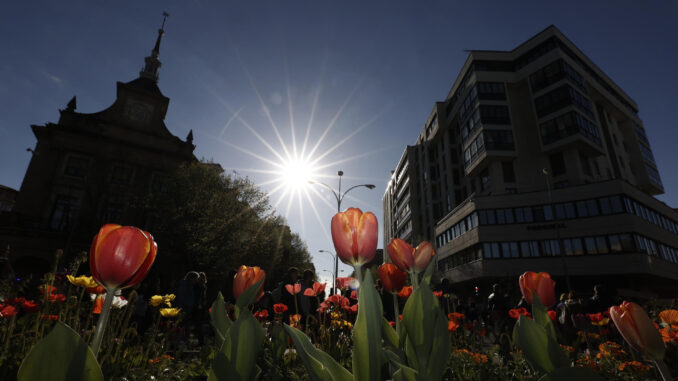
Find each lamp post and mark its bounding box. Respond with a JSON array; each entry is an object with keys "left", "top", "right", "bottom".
[
  {"left": 318, "top": 249, "right": 337, "bottom": 295},
  {"left": 309, "top": 170, "right": 375, "bottom": 295}
]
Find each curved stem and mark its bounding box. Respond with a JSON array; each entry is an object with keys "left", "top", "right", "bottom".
[
  {"left": 392, "top": 293, "right": 400, "bottom": 335},
  {"left": 654, "top": 359, "right": 672, "bottom": 381},
  {"left": 90, "top": 289, "right": 115, "bottom": 357}
]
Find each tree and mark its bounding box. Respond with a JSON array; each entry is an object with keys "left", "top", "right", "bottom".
[{"left": 138, "top": 161, "right": 314, "bottom": 298}]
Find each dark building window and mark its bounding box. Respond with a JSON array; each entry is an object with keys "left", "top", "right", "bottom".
[
  {"left": 539, "top": 111, "right": 600, "bottom": 146},
  {"left": 103, "top": 203, "right": 124, "bottom": 224},
  {"left": 534, "top": 84, "right": 594, "bottom": 119},
  {"left": 502, "top": 161, "right": 515, "bottom": 182},
  {"left": 529, "top": 59, "right": 585, "bottom": 93},
  {"left": 480, "top": 169, "right": 490, "bottom": 191},
  {"left": 49, "top": 195, "right": 78, "bottom": 231},
  {"left": 646, "top": 164, "right": 663, "bottom": 186},
  {"left": 477, "top": 82, "right": 506, "bottom": 100},
  {"left": 64, "top": 156, "right": 90, "bottom": 178},
  {"left": 150, "top": 174, "right": 169, "bottom": 193},
  {"left": 484, "top": 130, "right": 515, "bottom": 151},
  {"left": 549, "top": 152, "right": 566, "bottom": 176},
  {"left": 480, "top": 105, "right": 511, "bottom": 125}
]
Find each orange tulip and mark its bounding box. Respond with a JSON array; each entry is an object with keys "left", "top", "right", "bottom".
[
  {"left": 331, "top": 208, "right": 378, "bottom": 266},
  {"left": 378, "top": 263, "right": 407, "bottom": 293},
  {"left": 387, "top": 239, "right": 435, "bottom": 272},
  {"left": 518, "top": 271, "right": 556, "bottom": 308},
  {"left": 90, "top": 224, "right": 157, "bottom": 290},
  {"left": 397, "top": 286, "right": 413, "bottom": 299},
  {"left": 609, "top": 301, "right": 665, "bottom": 360},
  {"left": 233, "top": 265, "right": 265, "bottom": 301}
]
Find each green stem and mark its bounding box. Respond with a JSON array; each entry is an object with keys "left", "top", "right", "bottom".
[
  {"left": 654, "top": 359, "right": 672, "bottom": 381},
  {"left": 90, "top": 289, "right": 115, "bottom": 358},
  {"left": 354, "top": 265, "right": 363, "bottom": 285},
  {"left": 392, "top": 293, "right": 400, "bottom": 335},
  {"left": 410, "top": 270, "right": 419, "bottom": 292}
]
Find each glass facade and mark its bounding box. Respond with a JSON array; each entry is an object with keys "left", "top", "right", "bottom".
[
  {"left": 437, "top": 232, "right": 678, "bottom": 272},
  {"left": 539, "top": 111, "right": 601, "bottom": 146}
]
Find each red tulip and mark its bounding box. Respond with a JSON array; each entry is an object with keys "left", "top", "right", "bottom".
[
  {"left": 397, "top": 286, "right": 413, "bottom": 299},
  {"left": 609, "top": 301, "right": 665, "bottom": 360},
  {"left": 86, "top": 286, "right": 106, "bottom": 295},
  {"left": 303, "top": 282, "right": 327, "bottom": 297},
  {"left": 233, "top": 265, "right": 266, "bottom": 301},
  {"left": 547, "top": 310, "right": 557, "bottom": 321},
  {"left": 0, "top": 305, "right": 18, "bottom": 318},
  {"left": 448, "top": 320, "right": 460, "bottom": 332},
  {"left": 90, "top": 224, "right": 157, "bottom": 290},
  {"left": 48, "top": 294, "right": 66, "bottom": 303},
  {"left": 6, "top": 297, "right": 27, "bottom": 305},
  {"left": 387, "top": 239, "right": 435, "bottom": 272},
  {"left": 509, "top": 307, "right": 531, "bottom": 320},
  {"left": 21, "top": 300, "right": 39, "bottom": 312},
  {"left": 378, "top": 263, "right": 407, "bottom": 293},
  {"left": 273, "top": 303, "right": 288, "bottom": 314},
  {"left": 518, "top": 271, "right": 556, "bottom": 308},
  {"left": 331, "top": 208, "right": 378, "bottom": 266},
  {"left": 254, "top": 310, "right": 269, "bottom": 321},
  {"left": 285, "top": 283, "right": 302, "bottom": 295}
]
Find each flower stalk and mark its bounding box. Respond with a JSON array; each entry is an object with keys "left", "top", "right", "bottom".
[{"left": 90, "top": 288, "right": 115, "bottom": 357}]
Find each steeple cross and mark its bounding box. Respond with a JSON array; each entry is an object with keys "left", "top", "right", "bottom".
[{"left": 161, "top": 12, "right": 169, "bottom": 30}]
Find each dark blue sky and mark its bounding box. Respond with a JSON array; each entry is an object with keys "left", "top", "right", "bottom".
[{"left": 1, "top": 1, "right": 676, "bottom": 280}]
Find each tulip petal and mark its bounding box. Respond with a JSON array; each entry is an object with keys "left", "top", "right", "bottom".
[
  {"left": 120, "top": 236, "right": 157, "bottom": 289},
  {"left": 357, "top": 212, "right": 378, "bottom": 264},
  {"left": 94, "top": 226, "right": 150, "bottom": 289},
  {"left": 331, "top": 212, "right": 355, "bottom": 265},
  {"left": 387, "top": 238, "right": 414, "bottom": 272},
  {"left": 413, "top": 241, "right": 434, "bottom": 272}
]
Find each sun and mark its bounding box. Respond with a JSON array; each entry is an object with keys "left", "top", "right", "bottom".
[{"left": 280, "top": 156, "right": 315, "bottom": 192}]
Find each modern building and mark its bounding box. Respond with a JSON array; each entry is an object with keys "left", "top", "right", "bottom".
[
  {"left": 0, "top": 21, "right": 196, "bottom": 276},
  {"left": 382, "top": 25, "right": 677, "bottom": 298}
]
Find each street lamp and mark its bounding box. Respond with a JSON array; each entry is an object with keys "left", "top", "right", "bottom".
[
  {"left": 309, "top": 170, "right": 375, "bottom": 296},
  {"left": 318, "top": 249, "right": 337, "bottom": 294}
]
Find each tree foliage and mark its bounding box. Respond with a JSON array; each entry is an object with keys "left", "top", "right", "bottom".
[{"left": 140, "top": 161, "right": 313, "bottom": 295}]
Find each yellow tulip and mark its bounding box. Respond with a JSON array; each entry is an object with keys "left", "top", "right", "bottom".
[
  {"left": 66, "top": 275, "right": 99, "bottom": 288},
  {"left": 149, "top": 295, "right": 164, "bottom": 307},
  {"left": 163, "top": 294, "right": 175, "bottom": 306},
  {"left": 159, "top": 308, "right": 181, "bottom": 318}
]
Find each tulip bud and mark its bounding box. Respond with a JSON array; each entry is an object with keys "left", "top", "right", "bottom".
[
  {"left": 610, "top": 301, "right": 665, "bottom": 360},
  {"left": 331, "top": 208, "right": 378, "bottom": 266},
  {"left": 413, "top": 241, "right": 434, "bottom": 272},
  {"left": 378, "top": 263, "right": 407, "bottom": 293},
  {"left": 387, "top": 238, "right": 414, "bottom": 272},
  {"left": 90, "top": 224, "right": 157, "bottom": 290},
  {"left": 518, "top": 271, "right": 556, "bottom": 308},
  {"left": 233, "top": 265, "right": 266, "bottom": 301}
]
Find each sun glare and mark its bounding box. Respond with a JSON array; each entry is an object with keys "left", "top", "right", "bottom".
[{"left": 280, "top": 157, "right": 315, "bottom": 191}]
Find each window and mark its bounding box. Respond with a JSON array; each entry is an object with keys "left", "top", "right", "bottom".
[
  {"left": 102, "top": 203, "right": 124, "bottom": 224},
  {"left": 484, "top": 130, "right": 515, "bottom": 151},
  {"left": 64, "top": 156, "right": 90, "bottom": 178},
  {"left": 549, "top": 152, "right": 566, "bottom": 176},
  {"left": 539, "top": 111, "right": 601, "bottom": 146},
  {"left": 646, "top": 164, "right": 663, "bottom": 186},
  {"left": 502, "top": 161, "right": 515, "bottom": 182},
  {"left": 543, "top": 205, "right": 554, "bottom": 221},
  {"left": 480, "top": 105, "right": 511, "bottom": 125},
  {"left": 480, "top": 169, "right": 490, "bottom": 191},
  {"left": 576, "top": 201, "right": 588, "bottom": 217},
  {"left": 564, "top": 238, "right": 584, "bottom": 255},
  {"left": 150, "top": 174, "right": 169, "bottom": 193},
  {"left": 586, "top": 199, "right": 599, "bottom": 216},
  {"left": 515, "top": 207, "right": 533, "bottom": 223},
  {"left": 49, "top": 195, "right": 78, "bottom": 231}
]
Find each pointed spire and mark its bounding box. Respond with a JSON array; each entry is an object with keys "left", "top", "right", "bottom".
[
  {"left": 186, "top": 129, "right": 194, "bottom": 144},
  {"left": 66, "top": 96, "right": 77, "bottom": 111},
  {"left": 140, "top": 12, "right": 169, "bottom": 83}
]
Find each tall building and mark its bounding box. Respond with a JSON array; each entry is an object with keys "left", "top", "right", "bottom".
[
  {"left": 0, "top": 20, "right": 196, "bottom": 276},
  {"left": 383, "top": 25, "right": 677, "bottom": 298}
]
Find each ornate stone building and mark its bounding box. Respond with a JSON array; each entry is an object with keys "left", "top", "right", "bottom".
[{"left": 0, "top": 22, "right": 196, "bottom": 276}]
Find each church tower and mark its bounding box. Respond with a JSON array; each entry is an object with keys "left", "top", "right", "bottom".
[{"left": 2, "top": 14, "right": 196, "bottom": 274}]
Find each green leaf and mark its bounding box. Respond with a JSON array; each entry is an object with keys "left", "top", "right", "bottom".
[
  {"left": 208, "top": 309, "right": 265, "bottom": 381},
  {"left": 209, "top": 292, "right": 232, "bottom": 348},
  {"left": 513, "top": 315, "right": 563, "bottom": 374},
  {"left": 532, "top": 291, "right": 558, "bottom": 341},
  {"left": 18, "top": 322, "right": 103, "bottom": 381},
  {"left": 393, "top": 366, "right": 419, "bottom": 381},
  {"left": 401, "top": 270, "right": 449, "bottom": 381},
  {"left": 353, "top": 270, "right": 383, "bottom": 381},
  {"left": 382, "top": 317, "right": 399, "bottom": 349},
  {"left": 270, "top": 323, "right": 287, "bottom": 362},
  {"left": 540, "top": 367, "right": 607, "bottom": 381},
  {"left": 283, "top": 324, "right": 353, "bottom": 381},
  {"left": 235, "top": 278, "right": 264, "bottom": 310}
]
